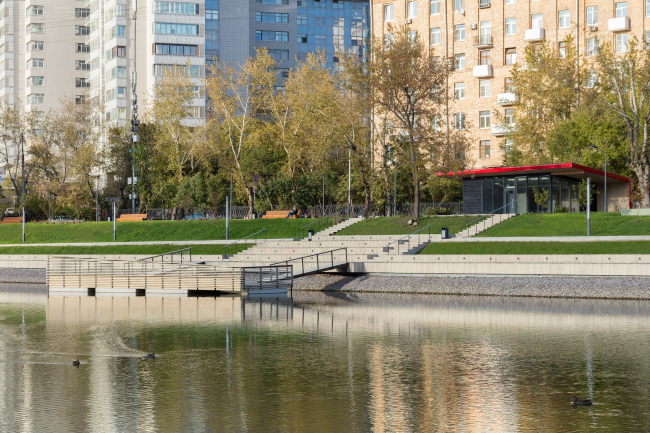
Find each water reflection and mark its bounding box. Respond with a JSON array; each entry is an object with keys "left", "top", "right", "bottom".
[{"left": 0, "top": 289, "right": 647, "bottom": 431}]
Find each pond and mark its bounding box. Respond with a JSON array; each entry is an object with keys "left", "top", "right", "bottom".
[{"left": 1, "top": 287, "right": 649, "bottom": 432}]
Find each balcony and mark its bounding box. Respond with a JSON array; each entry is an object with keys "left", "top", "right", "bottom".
[
  {"left": 473, "top": 35, "right": 493, "bottom": 48},
  {"left": 478, "top": 0, "right": 490, "bottom": 8},
  {"left": 492, "top": 123, "right": 515, "bottom": 136},
  {"left": 524, "top": 28, "right": 545, "bottom": 42},
  {"left": 608, "top": 16, "right": 630, "bottom": 32},
  {"left": 473, "top": 64, "right": 493, "bottom": 78},
  {"left": 497, "top": 92, "right": 517, "bottom": 106}
]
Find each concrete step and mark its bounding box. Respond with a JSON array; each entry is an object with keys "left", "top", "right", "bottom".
[{"left": 317, "top": 217, "right": 364, "bottom": 236}]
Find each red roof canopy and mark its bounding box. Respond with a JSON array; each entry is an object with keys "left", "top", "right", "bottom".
[{"left": 440, "top": 163, "right": 632, "bottom": 184}]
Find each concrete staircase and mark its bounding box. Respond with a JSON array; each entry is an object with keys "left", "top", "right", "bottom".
[
  {"left": 316, "top": 217, "right": 364, "bottom": 236},
  {"left": 456, "top": 213, "right": 516, "bottom": 237}
]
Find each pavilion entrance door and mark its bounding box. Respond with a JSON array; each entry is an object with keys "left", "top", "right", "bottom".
[{"left": 505, "top": 178, "right": 516, "bottom": 213}]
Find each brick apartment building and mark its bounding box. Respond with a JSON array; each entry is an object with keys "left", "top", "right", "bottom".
[{"left": 371, "top": 0, "right": 647, "bottom": 168}]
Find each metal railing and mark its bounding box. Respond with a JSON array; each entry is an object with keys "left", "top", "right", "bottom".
[
  {"left": 271, "top": 248, "right": 348, "bottom": 276},
  {"left": 474, "top": 34, "right": 493, "bottom": 46},
  {"left": 223, "top": 228, "right": 268, "bottom": 257},
  {"left": 140, "top": 248, "right": 192, "bottom": 263},
  {"left": 465, "top": 199, "right": 517, "bottom": 236},
  {"left": 300, "top": 206, "right": 351, "bottom": 238},
  {"left": 384, "top": 225, "right": 432, "bottom": 255}
]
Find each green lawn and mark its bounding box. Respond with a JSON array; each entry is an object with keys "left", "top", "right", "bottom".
[
  {"left": 336, "top": 216, "right": 485, "bottom": 236},
  {"left": 476, "top": 213, "right": 650, "bottom": 237},
  {"left": 0, "top": 243, "right": 251, "bottom": 256},
  {"left": 421, "top": 241, "right": 650, "bottom": 255},
  {"left": 0, "top": 219, "right": 318, "bottom": 244}
]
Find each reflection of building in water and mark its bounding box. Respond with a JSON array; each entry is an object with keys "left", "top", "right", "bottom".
[{"left": 46, "top": 296, "right": 244, "bottom": 324}]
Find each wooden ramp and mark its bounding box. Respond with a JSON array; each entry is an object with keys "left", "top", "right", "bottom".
[{"left": 47, "top": 256, "right": 292, "bottom": 297}]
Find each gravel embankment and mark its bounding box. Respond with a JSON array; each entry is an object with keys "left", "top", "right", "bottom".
[
  {"left": 0, "top": 268, "right": 46, "bottom": 284},
  {"left": 293, "top": 274, "right": 650, "bottom": 300}
]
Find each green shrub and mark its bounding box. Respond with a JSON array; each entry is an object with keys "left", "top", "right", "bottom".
[{"left": 554, "top": 206, "right": 568, "bottom": 213}]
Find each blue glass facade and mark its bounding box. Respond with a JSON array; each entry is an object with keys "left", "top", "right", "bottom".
[
  {"left": 297, "top": 0, "right": 369, "bottom": 69},
  {"left": 205, "top": 0, "right": 219, "bottom": 65}
]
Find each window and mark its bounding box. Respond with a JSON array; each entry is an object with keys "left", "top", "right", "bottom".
[
  {"left": 153, "top": 23, "right": 199, "bottom": 35},
  {"left": 75, "top": 78, "right": 90, "bottom": 88},
  {"left": 106, "top": 5, "right": 127, "bottom": 21},
  {"left": 587, "top": 6, "right": 598, "bottom": 25},
  {"left": 430, "top": 28, "right": 441, "bottom": 45},
  {"left": 106, "top": 107, "right": 127, "bottom": 121},
  {"left": 28, "top": 76, "right": 44, "bottom": 86},
  {"left": 558, "top": 10, "right": 570, "bottom": 29},
  {"left": 153, "top": 44, "right": 196, "bottom": 56},
  {"left": 384, "top": 4, "right": 393, "bottom": 22},
  {"left": 385, "top": 34, "right": 394, "bottom": 47},
  {"left": 587, "top": 37, "right": 598, "bottom": 56},
  {"left": 505, "top": 0, "right": 514, "bottom": 4},
  {"left": 505, "top": 77, "right": 514, "bottom": 93},
  {"left": 431, "top": 0, "right": 440, "bottom": 14},
  {"left": 107, "top": 66, "right": 126, "bottom": 81},
  {"left": 455, "top": 53, "right": 465, "bottom": 70},
  {"left": 407, "top": 1, "right": 417, "bottom": 19},
  {"left": 505, "top": 109, "right": 515, "bottom": 124},
  {"left": 76, "top": 95, "right": 85, "bottom": 105},
  {"left": 28, "top": 93, "right": 44, "bottom": 104},
  {"left": 107, "top": 25, "right": 126, "bottom": 39},
  {"left": 256, "top": 31, "right": 289, "bottom": 42},
  {"left": 153, "top": 64, "right": 202, "bottom": 77},
  {"left": 432, "top": 115, "right": 441, "bottom": 131},
  {"left": 532, "top": 14, "right": 543, "bottom": 29},
  {"left": 268, "top": 49, "right": 289, "bottom": 61},
  {"left": 75, "top": 60, "right": 90, "bottom": 70},
  {"left": 615, "top": 2, "right": 627, "bottom": 18},
  {"left": 586, "top": 70, "right": 597, "bottom": 88},
  {"left": 106, "top": 87, "right": 127, "bottom": 102},
  {"left": 27, "top": 58, "right": 44, "bottom": 68},
  {"left": 257, "top": 0, "right": 289, "bottom": 3},
  {"left": 454, "top": 24, "right": 465, "bottom": 42},
  {"left": 505, "top": 48, "right": 516, "bottom": 65},
  {"left": 646, "top": 31, "right": 650, "bottom": 50},
  {"left": 297, "top": 15, "right": 307, "bottom": 24},
  {"left": 76, "top": 43, "right": 90, "bottom": 53},
  {"left": 455, "top": 0, "right": 465, "bottom": 12},
  {"left": 559, "top": 41, "right": 567, "bottom": 58},
  {"left": 505, "top": 18, "right": 516, "bottom": 35},
  {"left": 479, "top": 80, "right": 490, "bottom": 98},
  {"left": 298, "top": 34, "right": 307, "bottom": 43},
  {"left": 27, "top": 41, "right": 44, "bottom": 51},
  {"left": 480, "top": 50, "right": 491, "bottom": 65},
  {"left": 480, "top": 140, "right": 490, "bottom": 158},
  {"left": 314, "top": 35, "right": 326, "bottom": 44},
  {"left": 91, "top": 58, "right": 99, "bottom": 70},
  {"left": 454, "top": 82, "right": 465, "bottom": 100},
  {"left": 27, "top": 23, "right": 44, "bottom": 33},
  {"left": 454, "top": 113, "right": 466, "bottom": 130},
  {"left": 479, "top": 110, "right": 491, "bottom": 129},
  {"left": 154, "top": 2, "right": 200, "bottom": 14},
  {"left": 27, "top": 5, "right": 44, "bottom": 16},
  {"left": 647, "top": 0, "right": 650, "bottom": 18},
  {"left": 479, "top": 21, "right": 491, "bottom": 44},
  {"left": 616, "top": 33, "right": 628, "bottom": 53},
  {"left": 75, "top": 25, "right": 90, "bottom": 36},
  {"left": 75, "top": 8, "right": 89, "bottom": 18},
  {"left": 255, "top": 12, "right": 289, "bottom": 23}
]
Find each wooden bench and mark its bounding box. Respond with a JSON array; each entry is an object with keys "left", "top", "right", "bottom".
[
  {"left": 117, "top": 213, "right": 147, "bottom": 222},
  {"left": 0, "top": 217, "right": 22, "bottom": 224},
  {"left": 262, "top": 210, "right": 300, "bottom": 219}
]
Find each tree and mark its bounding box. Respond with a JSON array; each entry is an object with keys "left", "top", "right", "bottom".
[
  {"left": 591, "top": 39, "right": 650, "bottom": 206},
  {"left": 206, "top": 49, "right": 276, "bottom": 216},
  {"left": 346, "top": 25, "right": 461, "bottom": 220},
  {"left": 532, "top": 187, "right": 550, "bottom": 215}
]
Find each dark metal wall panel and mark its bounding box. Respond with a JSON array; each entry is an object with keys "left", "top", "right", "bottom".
[{"left": 463, "top": 179, "right": 483, "bottom": 214}]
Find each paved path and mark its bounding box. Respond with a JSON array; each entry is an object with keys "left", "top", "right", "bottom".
[
  {"left": 441, "top": 235, "right": 650, "bottom": 242},
  {"left": 0, "top": 239, "right": 291, "bottom": 248}
]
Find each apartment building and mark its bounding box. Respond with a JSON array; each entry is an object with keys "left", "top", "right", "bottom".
[
  {"left": 217, "top": 0, "right": 369, "bottom": 87},
  {"left": 372, "top": 0, "right": 647, "bottom": 168}
]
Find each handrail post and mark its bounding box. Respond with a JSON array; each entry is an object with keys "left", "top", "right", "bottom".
[{"left": 316, "top": 254, "right": 319, "bottom": 271}]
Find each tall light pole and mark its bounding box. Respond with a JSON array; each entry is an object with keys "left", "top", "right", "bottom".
[
  {"left": 218, "top": 166, "right": 233, "bottom": 240},
  {"left": 589, "top": 144, "right": 607, "bottom": 212},
  {"left": 348, "top": 147, "right": 352, "bottom": 212},
  {"left": 130, "top": 1, "right": 139, "bottom": 214},
  {"left": 21, "top": 133, "right": 25, "bottom": 243}
]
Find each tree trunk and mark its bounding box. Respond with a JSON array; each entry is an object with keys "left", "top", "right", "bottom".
[
  {"left": 410, "top": 141, "right": 420, "bottom": 221},
  {"left": 635, "top": 165, "right": 650, "bottom": 208},
  {"left": 246, "top": 186, "right": 255, "bottom": 218},
  {"left": 384, "top": 165, "right": 392, "bottom": 216},
  {"left": 171, "top": 206, "right": 179, "bottom": 221},
  {"left": 364, "top": 185, "right": 371, "bottom": 217}
]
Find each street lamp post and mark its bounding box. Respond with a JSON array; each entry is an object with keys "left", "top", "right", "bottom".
[
  {"left": 589, "top": 144, "right": 607, "bottom": 212},
  {"left": 217, "top": 166, "right": 233, "bottom": 240},
  {"left": 21, "top": 133, "right": 25, "bottom": 243},
  {"left": 86, "top": 174, "right": 100, "bottom": 222}
]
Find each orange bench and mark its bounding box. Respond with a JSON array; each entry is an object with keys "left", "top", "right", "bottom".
[
  {"left": 262, "top": 210, "right": 300, "bottom": 219},
  {"left": 0, "top": 217, "right": 22, "bottom": 224},
  {"left": 117, "top": 213, "right": 147, "bottom": 222}
]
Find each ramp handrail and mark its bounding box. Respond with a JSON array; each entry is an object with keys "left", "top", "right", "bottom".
[
  {"left": 384, "top": 224, "right": 431, "bottom": 255},
  {"left": 223, "top": 227, "right": 268, "bottom": 257},
  {"left": 465, "top": 199, "right": 517, "bottom": 236},
  {"left": 271, "top": 247, "right": 348, "bottom": 276},
  {"left": 140, "top": 247, "right": 192, "bottom": 263},
  {"left": 300, "top": 206, "right": 352, "bottom": 239}
]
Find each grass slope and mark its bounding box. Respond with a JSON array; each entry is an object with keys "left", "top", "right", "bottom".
[
  {"left": 336, "top": 216, "right": 484, "bottom": 236},
  {"left": 0, "top": 219, "right": 315, "bottom": 244},
  {"left": 0, "top": 244, "right": 252, "bottom": 256},
  {"left": 475, "top": 213, "right": 650, "bottom": 237},
  {"left": 421, "top": 241, "right": 650, "bottom": 255}
]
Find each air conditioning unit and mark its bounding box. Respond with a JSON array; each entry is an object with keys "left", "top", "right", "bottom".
[
  {"left": 470, "top": 24, "right": 477, "bottom": 30},
  {"left": 458, "top": 8, "right": 465, "bottom": 15},
  {"left": 588, "top": 24, "right": 598, "bottom": 31},
  {"left": 405, "top": 18, "right": 412, "bottom": 24}
]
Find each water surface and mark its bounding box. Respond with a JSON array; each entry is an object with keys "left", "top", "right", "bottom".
[{"left": 0, "top": 288, "right": 649, "bottom": 432}]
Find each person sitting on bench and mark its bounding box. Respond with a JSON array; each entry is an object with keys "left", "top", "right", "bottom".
[{"left": 286, "top": 206, "right": 298, "bottom": 218}]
